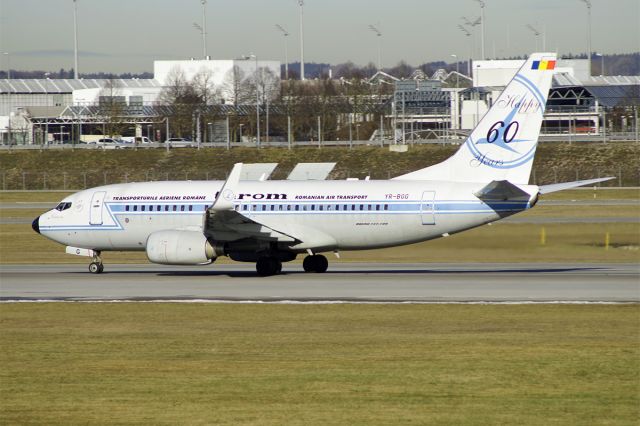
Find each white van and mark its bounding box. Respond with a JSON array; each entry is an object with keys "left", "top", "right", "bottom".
[{"left": 121, "top": 136, "right": 154, "bottom": 144}]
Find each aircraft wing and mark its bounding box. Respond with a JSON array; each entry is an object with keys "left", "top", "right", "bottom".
[
  {"left": 538, "top": 177, "right": 615, "bottom": 194},
  {"left": 205, "top": 163, "right": 299, "bottom": 243},
  {"left": 205, "top": 163, "right": 337, "bottom": 249}
]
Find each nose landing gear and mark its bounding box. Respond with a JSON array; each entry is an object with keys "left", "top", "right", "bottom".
[{"left": 88, "top": 252, "right": 104, "bottom": 274}]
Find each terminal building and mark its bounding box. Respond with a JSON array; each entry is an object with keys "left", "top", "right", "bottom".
[{"left": 1, "top": 56, "right": 638, "bottom": 145}]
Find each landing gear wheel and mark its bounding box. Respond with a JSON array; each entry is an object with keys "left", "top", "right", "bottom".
[
  {"left": 89, "top": 262, "right": 103, "bottom": 274},
  {"left": 256, "top": 257, "right": 282, "bottom": 277},
  {"left": 303, "top": 255, "right": 315, "bottom": 273},
  {"left": 313, "top": 254, "right": 328, "bottom": 273},
  {"left": 303, "top": 254, "right": 328, "bottom": 273}
]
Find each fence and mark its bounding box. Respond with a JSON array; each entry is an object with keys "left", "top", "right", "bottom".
[{"left": 1, "top": 166, "right": 638, "bottom": 191}]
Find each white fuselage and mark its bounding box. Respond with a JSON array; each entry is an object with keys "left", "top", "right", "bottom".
[{"left": 38, "top": 179, "right": 537, "bottom": 255}]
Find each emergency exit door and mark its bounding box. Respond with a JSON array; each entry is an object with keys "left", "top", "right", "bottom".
[{"left": 420, "top": 191, "right": 436, "bottom": 225}]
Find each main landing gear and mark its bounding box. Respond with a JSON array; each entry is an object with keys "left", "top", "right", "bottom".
[
  {"left": 303, "top": 254, "right": 328, "bottom": 273},
  {"left": 256, "top": 256, "right": 282, "bottom": 277},
  {"left": 254, "top": 254, "right": 329, "bottom": 276},
  {"left": 88, "top": 252, "right": 104, "bottom": 274}
]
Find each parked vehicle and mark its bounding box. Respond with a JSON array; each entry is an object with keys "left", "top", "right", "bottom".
[
  {"left": 90, "top": 138, "right": 128, "bottom": 149},
  {"left": 164, "top": 137, "right": 194, "bottom": 148},
  {"left": 121, "top": 136, "right": 154, "bottom": 144}
]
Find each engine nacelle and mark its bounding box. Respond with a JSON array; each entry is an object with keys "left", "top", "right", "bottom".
[{"left": 146, "top": 230, "right": 215, "bottom": 265}]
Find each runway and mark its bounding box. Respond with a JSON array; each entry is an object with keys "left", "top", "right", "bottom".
[{"left": 1, "top": 263, "right": 638, "bottom": 303}]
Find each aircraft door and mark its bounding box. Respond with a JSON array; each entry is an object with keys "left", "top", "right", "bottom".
[
  {"left": 420, "top": 191, "right": 436, "bottom": 225},
  {"left": 89, "top": 191, "right": 107, "bottom": 225}
]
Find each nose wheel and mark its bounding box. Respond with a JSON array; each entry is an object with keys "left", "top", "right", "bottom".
[
  {"left": 303, "top": 254, "right": 328, "bottom": 273},
  {"left": 88, "top": 252, "right": 104, "bottom": 274}
]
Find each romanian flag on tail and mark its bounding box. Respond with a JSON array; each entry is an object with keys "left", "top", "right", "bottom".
[{"left": 531, "top": 59, "right": 556, "bottom": 70}]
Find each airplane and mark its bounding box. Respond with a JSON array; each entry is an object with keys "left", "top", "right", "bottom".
[{"left": 31, "top": 53, "right": 612, "bottom": 276}]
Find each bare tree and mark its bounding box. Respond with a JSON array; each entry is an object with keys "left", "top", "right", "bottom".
[
  {"left": 159, "top": 67, "right": 202, "bottom": 138},
  {"left": 221, "top": 65, "right": 252, "bottom": 107},
  {"left": 98, "top": 78, "right": 127, "bottom": 137}
]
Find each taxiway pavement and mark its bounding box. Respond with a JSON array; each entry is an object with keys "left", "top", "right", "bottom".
[{"left": 1, "top": 263, "right": 638, "bottom": 303}]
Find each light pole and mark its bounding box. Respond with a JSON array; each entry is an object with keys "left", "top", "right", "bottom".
[
  {"left": 474, "top": 0, "right": 486, "bottom": 60},
  {"left": 461, "top": 16, "right": 480, "bottom": 67},
  {"left": 580, "top": 0, "right": 592, "bottom": 76},
  {"left": 298, "top": 0, "right": 305, "bottom": 80},
  {"left": 458, "top": 25, "right": 472, "bottom": 76},
  {"left": 201, "top": 0, "right": 207, "bottom": 58},
  {"left": 243, "top": 54, "right": 260, "bottom": 145},
  {"left": 526, "top": 24, "right": 541, "bottom": 51},
  {"left": 73, "top": 0, "right": 79, "bottom": 78},
  {"left": 2, "top": 52, "right": 9, "bottom": 79},
  {"left": 450, "top": 54, "right": 459, "bottom": 88},
  {"left": 193, "top": 23, "right": 206, "bottom": 59},
  {"left": 368, "top": 24, "right": 382, "bottom": 71},
  {"left": 276, "top": 24, "right": 289, "bottom": 79}
]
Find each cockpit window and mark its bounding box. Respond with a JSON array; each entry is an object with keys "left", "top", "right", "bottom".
[{"left": 55, "top": 202, "right": 72, "bottom": 211}]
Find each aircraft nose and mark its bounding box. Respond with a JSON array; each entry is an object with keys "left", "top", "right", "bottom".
[{"left": 32, "top": 216, "right": 40, "bottom": 234}]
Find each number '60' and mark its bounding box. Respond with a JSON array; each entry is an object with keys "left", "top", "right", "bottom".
[{"left": 487, "top": 121, "right": 519, "bottom": 143}]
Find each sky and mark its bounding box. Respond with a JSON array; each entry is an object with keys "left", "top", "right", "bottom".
[{"left": 0, "top": 0, "right": 639, "bottom": 74}]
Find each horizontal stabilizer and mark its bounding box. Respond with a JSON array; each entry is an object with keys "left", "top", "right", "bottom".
[
  {"left": 474, "top": 180, "right": 531, "bottom": 201},
  {"left": 239, "top": 163, "right": 278, "bottom": 181},
  {"left": 287, "top": 163, "right": 336, "bottom": 181},
  {"left": 539, "top": 177, "right": 615, "bottom": 194}
]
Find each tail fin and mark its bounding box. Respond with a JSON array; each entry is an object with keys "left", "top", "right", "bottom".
[{"left": 395, "top": 53, "right": 556, "bottom": 184}]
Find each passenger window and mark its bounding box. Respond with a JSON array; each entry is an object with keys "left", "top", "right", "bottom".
[
  {"left": 295, "top": 205, "right": 299, "bottom": 211},
  {"left": 278, "top": 205, "right": 283, "bottom": 211},
  {"left": 287, "top": 205, "right": 291, "bottom": 211},
  {"left": 157, "top": 205, "right": 161, "bottom": 211},
  {"left": 125, "top": 205, "right": 130, "bottom": 212},
  {"left": 351, "top": 205, "right": 355, "bottom": 210},
  {"left": 359, "top": 205, "right": 364, "bottom": 210},
  {"left": 141, "top": 205, "right": 146, "bottom": 212},
  {"left": 243, "top": 205, "right": 248, "bottom": 211},
  {"left": 319, "top": 205, "right": 324, "bottom": 211},
  {"left": 303, "top": 205, "right": 307, "bottom": 211},
  {"left": 134, "top": 205, "right": 138, "bottom": 212},
  {"left": 173, "top": 205, "right": 177, "bottom": 211},
  {"left": 327, "top": 205, "right": 333, "bottom": 211},
  {"left": 311, "top": 205, "right": 315, "bottom": 211},
  {"left": 376, "top": 205, "right": 380, "bottom": 211},
  {"left": 368, "top": 205, "right": 372, "bottom": 210},
  {"left": 270, "top": 205, "right": 275, "bottom": 211},
  {"left": 384, "top": 204, "right": 389, "bottom": 210},
  {"left": 164, "top": 205, "right": 169, "bottom": 211},
  {"left": 189, "top": 205, "right": 193, "bottom": 212}
]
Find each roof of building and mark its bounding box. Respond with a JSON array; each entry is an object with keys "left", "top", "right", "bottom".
[{"left": 0, "top": 79, "right": 162, "bottom": 94}]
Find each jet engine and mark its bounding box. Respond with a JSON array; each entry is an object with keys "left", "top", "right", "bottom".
[{"left": 146, "top": 230, "right": 219, "bottom": 265}]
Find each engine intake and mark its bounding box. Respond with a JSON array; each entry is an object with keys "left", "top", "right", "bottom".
[{"left": 146, "top": 230, "right": 219, "bottom": 265}]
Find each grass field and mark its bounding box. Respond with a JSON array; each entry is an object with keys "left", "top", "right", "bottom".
[
  {"left": 1, "top": 142, "right": 639, "bottom": 188},
  {"left": 1, "top": 304, "right": 638, "bottom": 425}
]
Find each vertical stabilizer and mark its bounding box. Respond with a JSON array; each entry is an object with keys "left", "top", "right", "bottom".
[{"left": 395, "top": 53, "right": 556, "bottom": 184}]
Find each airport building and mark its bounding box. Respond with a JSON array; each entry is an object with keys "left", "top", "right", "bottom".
[
  {"left": 391, "top": 58, "right": 639, "bottom": 141},
  {"left": 0, "top": 57, "right": 638, "bottom": 145}
]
